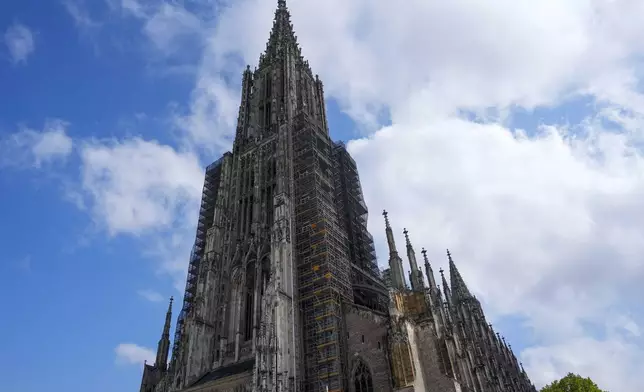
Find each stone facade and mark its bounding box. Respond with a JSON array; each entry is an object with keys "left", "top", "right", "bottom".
[
  {"left": 138, "top": 2, "right": 537, "bottom": 392},
  {"left": 344, "top": 305, "right": 392, "bottom": 392}
]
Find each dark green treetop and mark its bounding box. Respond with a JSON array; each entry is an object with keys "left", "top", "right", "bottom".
[{"left": 541, "top": 373, "right": 608, "bottom": 392}]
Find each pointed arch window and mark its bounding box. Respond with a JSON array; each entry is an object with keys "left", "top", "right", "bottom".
[
  {"left": 354, "top": 361, "right": 374, "bottom": 392},
  {"left": 244, "top": 261, "right": 256, "bottom": 340},
  {"left": 229, "top": 268, "right": 243, "bottom": 339}
]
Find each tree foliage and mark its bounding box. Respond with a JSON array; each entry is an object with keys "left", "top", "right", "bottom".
[{"left": 540, "top": 373, "right": 608, "bottom": 392}]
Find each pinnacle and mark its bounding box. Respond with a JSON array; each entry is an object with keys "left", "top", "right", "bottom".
[
  {"left": 403, "top": 228, "right": 411, "bottom": 247},
  {"left": 382, "top": 210, "right": 390, "bottom": 228},
  {"left": 447, "top": 249, "right": 473, "bottom": 302}
]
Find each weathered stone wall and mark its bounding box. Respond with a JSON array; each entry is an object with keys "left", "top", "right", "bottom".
[
  {"left": 344, "top": 305, "right": 392, "bottom": 392},
  {"left": 406, "top": 321, "right": 462, "bottom": 392}
]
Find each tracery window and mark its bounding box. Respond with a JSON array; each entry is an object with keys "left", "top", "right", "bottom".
[
  {"left": 244, "top": 262, "right": 256, "bottom": 340},
  {"left": 229, "top": 269, "right": 243, "bottom": 339},
  {"left": 354, "top": 361, "right": 374, "bottom": 392}
]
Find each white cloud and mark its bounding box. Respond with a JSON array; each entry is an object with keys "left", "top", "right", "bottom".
[
  {"left": 4, "top": 22, "right": 35, "bottom": 65},
  {"left": 76, "top": 138, "right": 204, "bottom": 288},
  {"left": 522, "top": 335, "right": 642, "bottom": 390},
  {"left": 115, "top": 343, "right": 155, "bottom": 365},
  {"left": 137, "top": 289, "right": 164, "bottom": 303},
  {"left": 116, "top": 0, "right": 204, "bottom": 57},
  {"left": 1, "top": 119, "right": 73, "bottom": 167},
  {"left": 78, "top": 138, "right": 203, "bottom": 236}
]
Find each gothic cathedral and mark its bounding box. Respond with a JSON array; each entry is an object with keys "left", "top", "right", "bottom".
[{"left": 139, "top": 2, "right": 537, "bottom": 392}]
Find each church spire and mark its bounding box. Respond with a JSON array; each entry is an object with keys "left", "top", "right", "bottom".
[
  {"left": 383, "top": 210, "right": 406, "bottom": 290},
  {"left": 422, "top": 248, "right": 438, "bottom": 292},
  {"left": 447, "top": 249, "right": 473, "bottom": 303},
  {"left": 260, "top": 0, "right": 301, "bottom": 67},
  {"left": 403, "top": 228, "right": 424, "bottom": 291},
  {"left": 155, "top": 296, "right": 173, "bottom": 371}
]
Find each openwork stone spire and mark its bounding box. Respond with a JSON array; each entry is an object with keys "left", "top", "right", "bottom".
[{"left": 259, "top": 0, "right": 303, "bottom": 68}]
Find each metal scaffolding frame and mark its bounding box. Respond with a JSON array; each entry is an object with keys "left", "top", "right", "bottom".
[
  {"left": 293, "top": 112, "right": 352, "bottom": 392},
  {"left": 332, "top": 142, "right": 387, "bottom": 313},
  {"left": 171, "top": 157, "right": 225, "bottom": 366}
]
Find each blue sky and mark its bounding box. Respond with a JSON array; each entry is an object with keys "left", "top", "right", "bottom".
[{"left": 2, "top": 1, "right": 644, "bottom": 392}]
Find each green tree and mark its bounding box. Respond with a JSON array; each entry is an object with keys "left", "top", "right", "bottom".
[{"left": 541, "top": 373, "right": 607, "bottom": 392}]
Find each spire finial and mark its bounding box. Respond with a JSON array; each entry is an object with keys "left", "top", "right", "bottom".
[
  {"left": 439, "top": 267, "right": 444, "bottom": 277},
  {"left": 403, "top": 228, "right": 410, "bottom": 245},
  {"left": 447, "top": 248, "right": 452, "bottom": 261},
  {"left": 421, "top": 248, "right": 428, "bottom": 261},
  {"left": 382, "top": 210, "right": 390, "bottom": 227}
]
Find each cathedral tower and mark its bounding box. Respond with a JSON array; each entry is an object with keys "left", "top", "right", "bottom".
[{"left": 139, "top": 2, "right": 537, "bottom": 392}]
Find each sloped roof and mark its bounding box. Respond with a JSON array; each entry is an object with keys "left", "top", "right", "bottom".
[{"left": 188, "top": 359, "right": 255, "bottom": 388}]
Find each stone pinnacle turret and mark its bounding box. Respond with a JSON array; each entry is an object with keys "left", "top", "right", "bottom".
[
  {"left": 403, "top": 228, "right": 424, "bottom": 291},
  {"left": 155, "top": 296, "right": 173, "bottom": 371},
  {"left": 383, "top": 210, "right": 406, "bottom": 290}
]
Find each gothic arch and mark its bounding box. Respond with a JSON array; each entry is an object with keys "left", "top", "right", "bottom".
[
  {"left": 351, "top": 357, "right": 375, "bottom": 392},
  {"left": 260, "top": 255, "right": 271, "bottom": 296},
  {"left": 228, "top": 267, "right": 244, "bottom": 340},
  {"left": 228, "top": 244, "right": 243, "bottom": 274},
  {"left": 243, "top": 258, "right": 257, "bottom": 340},
  {"left": 258, "top": 241, "right": 271, "bottom": 262}
]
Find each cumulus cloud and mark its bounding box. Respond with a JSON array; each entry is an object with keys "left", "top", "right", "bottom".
[
  {"left": 3, "top": 22, "right": 35, "bottom": 65},
  {"left": 1, "top": 119, "right": 73, "bottom": 167},
  {"left": 115, "top": 343, "right": 155, "bottom": 365},
  {"left": 76, "top": 138, "right": 204, "bottom": 287},
  {"left": 78, "top": 138, "right": 203, "bottom": 236}
]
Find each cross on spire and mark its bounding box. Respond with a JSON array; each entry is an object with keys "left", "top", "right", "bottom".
[{"left": 382, "top": 210, "right": 390, "bottom": 227}]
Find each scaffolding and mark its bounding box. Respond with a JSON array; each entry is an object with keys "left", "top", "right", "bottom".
[
  {"left": 332, "top": 142, "right": 387, "bottom": 312},
  {"left": 171, "top": 156, "right": 225, "bottom": 365},
  {"left": 332, "top": 142, "right": 378, "bottom": 277},
  {"left": 293, "top": 113, "right": 352, "bottom": 392}
]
